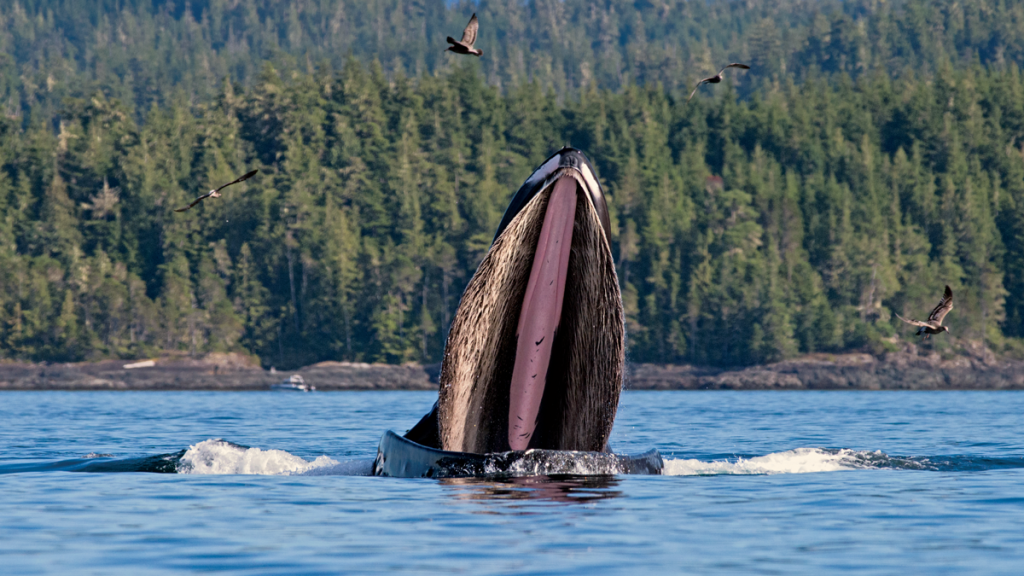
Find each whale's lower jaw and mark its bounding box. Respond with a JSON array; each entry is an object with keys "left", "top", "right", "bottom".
[
  {"left": 374, "top": 431, "right": 663, "bottom": 478},
  {"left": 436, "top": 176, "right": 624, "bottom": 454}
]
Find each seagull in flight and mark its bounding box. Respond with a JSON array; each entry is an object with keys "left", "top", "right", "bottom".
[
  {"left": 687, "top": 63, "right": 751, "bottom": 103},
  {"left": 895, "top": 285, "right": 954, "bottom": 339},
  {"left": 446, "top": 14, "right": 482, "bottom": 56},
  {"left": 175, "top": 169, "right": 259, "bottom": 213}
]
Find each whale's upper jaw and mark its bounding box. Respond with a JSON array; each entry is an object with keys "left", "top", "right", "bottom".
[{"left": 493, "top": 147, "right": 610, "bottom": 245}]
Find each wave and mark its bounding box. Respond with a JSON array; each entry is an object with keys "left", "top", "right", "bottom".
[
  {"left": 4, "top": 440, "right": 1023, "bottom": 476},
  {"left": 664, "top": 448, "right": 1024, "bottom": 476},
  {"left": 174, "top": 441, "right": 1024, "bottom": 477},
  {"left": 664, "top": 448, "right": 857, "bottom": 476},
  {"left": 177, "top": 439, "right": 373, "bottom": 476},
  {"left": 176, "top": 442, "right": 870, "bottom": 477}
]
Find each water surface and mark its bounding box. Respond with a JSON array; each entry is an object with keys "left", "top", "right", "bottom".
[{"left": 2, "top": 391, "right": 1023, "bottom": 574}]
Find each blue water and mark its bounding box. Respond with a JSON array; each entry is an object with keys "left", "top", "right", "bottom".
[{"left": 2, "top": 390, "right": 1024, "bottom": 574}]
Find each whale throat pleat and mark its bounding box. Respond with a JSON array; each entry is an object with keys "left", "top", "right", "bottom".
[
  {"left": 437, "top": 176, "right": 624, "bottom": 454},
  {"left": 507, "top": 176, "right": 577, "bottom": 450}
]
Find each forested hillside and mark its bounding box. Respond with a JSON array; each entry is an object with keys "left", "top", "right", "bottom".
[
  {"left": 0, "top": 0, "right": 1022, "bottom": 367},
  {"left": 3, "top": 0, "right": 1024, "bottom": 119}
]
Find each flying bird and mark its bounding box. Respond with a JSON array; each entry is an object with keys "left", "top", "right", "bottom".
[
  {"left": 174, "top": 169, "right": 259, "bottom": 213},
  {"left": 687, "top": 63, "right": 751, "bottom": 103},
  {"left": 446, "top": 13, "right": 482, "bottom": 57},
  {"left": 895, "top": 285, "right": 954, "bottom": 339}
]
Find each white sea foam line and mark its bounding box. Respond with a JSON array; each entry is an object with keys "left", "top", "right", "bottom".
[
  {"left": 663, "top": 448, "right": 858, "bottom": 476},
  {"left": 178, "top": 439, "right": 371, "bottom": 476},
  {"left": 298, "top": 459, "right": 375, "bottom": 476},
  {"left": 178, "top": 439, "right": 862, "bottom": 477}
]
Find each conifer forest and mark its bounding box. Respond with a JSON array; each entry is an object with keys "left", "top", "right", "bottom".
[{"left": 0, "top": 0, "right": 1022, "bottom": 368}]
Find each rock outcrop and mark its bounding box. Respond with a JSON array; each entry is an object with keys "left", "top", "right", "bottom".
[{"left": 1, "top": 352, "right": 1021, "bottom": 391}]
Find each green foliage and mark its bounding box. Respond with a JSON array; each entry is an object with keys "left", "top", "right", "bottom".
[
  {"left": 0, "top": 0, "right": 1021, "bottom": 366},
  {"left": 3, "top": 0, "right": 1024, "bottom": 121}
]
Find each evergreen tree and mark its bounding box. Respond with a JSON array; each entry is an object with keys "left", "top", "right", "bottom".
[{"left": 0, "top": 31, "right": 1021, "bottom": 365}]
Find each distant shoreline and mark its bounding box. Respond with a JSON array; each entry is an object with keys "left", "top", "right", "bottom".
[{"left": 0, "top": 352, "right": 1021, "bottom": 391}]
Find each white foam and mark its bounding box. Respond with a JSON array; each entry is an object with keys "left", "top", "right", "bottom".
[
  {"left": 483, "top": 450, "right": 628, "bottom": 477},
  {"left": 663, "top": 448, "right": 858, "bottom": 476},
  {"left": 296, "top": 459, "right": 375, "bottom": 476},
  {"left": 175, "top": 440, "right": 864, "bottom": 477},
  {"left": 177, "top": 439, "right": 369, "bottom": 476}
]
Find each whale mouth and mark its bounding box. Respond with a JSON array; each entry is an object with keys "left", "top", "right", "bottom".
[{"left": 436, "top": 149, "right": 624, "bottom": 454}]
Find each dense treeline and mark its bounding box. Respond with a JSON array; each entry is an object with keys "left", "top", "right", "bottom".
[
  {"left": 0, "top": 59, "right": 1022, "bottom": 367},
  {"left": 0, "top": 0, "right": 1023, "bottom": 367},
  {"left": 3, "top": 0, "right": 1024, "bottom": 120}
]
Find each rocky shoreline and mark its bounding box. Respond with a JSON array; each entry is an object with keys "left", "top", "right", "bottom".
[
  {"left": 626, "top": 353, "right": 1024, "bottom": 390},
  {"left": 0, "top": 351, "right": 1022, "bottom": 391}
]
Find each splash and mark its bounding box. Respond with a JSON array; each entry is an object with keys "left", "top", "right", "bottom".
[
  {"left": 664, "top": 448, "right": 861, "bottom": 476},
  {"left": 177, "top": 439, "right": 371, "bottom": 476},
  {"left": 481, "top": 450, "right": 647, "bottom": 477},
  {"left": 160, "top": 440, "right": 1024, "bottom": 477},
  {"left": 658, "top": 447, "right": 1008, "bottom": 475},
  {"left": 3, "top": 441, "right": 1021, "bottom": 476}
]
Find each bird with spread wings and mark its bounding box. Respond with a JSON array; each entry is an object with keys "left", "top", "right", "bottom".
[
  {"left": 895, "top": 285, "right": 954, "bottom": 339},
  {"left": 446, "top": 14, "right": 482, "bottom": 56},
  {"left": 174, "top": 169, "right": 259, "bottom": 213},
  {"left": 687, "top": 63, "right": 751, "bottom": 103}
]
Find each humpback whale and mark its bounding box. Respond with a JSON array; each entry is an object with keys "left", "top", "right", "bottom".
[{"left": 375, "top": 148, "right": 660, "bottom": 477}]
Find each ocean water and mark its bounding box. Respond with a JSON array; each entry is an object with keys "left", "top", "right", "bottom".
[{"left": 2, "top": 390, "right": 1023, "bottom": 575}]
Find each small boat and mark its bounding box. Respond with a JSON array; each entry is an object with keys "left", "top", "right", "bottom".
[{"left": 270, "top": 374, "right": 315, "bottom": 392}]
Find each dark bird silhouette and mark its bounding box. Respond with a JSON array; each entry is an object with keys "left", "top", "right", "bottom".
[
  {"left": 687, "top": 63, "right": 751, "bottom": 103},
  {"left": 175, "top": 169, "right": 259, "bottom": 213},
  {"left": 896, "top": 285, "right": 954, "bottom": 339},
  {"left": 446, "top": 13, "right": 482, "bottom": 56}
]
